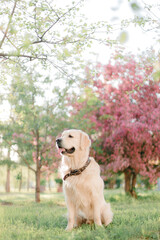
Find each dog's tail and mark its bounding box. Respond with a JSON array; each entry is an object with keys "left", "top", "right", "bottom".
[{"left": 101, "top": 202, "right": 113, "bottom": 226}]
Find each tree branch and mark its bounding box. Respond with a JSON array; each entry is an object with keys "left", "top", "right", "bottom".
[
  {"left": 0, "top": 0, "right": 17, "bottom": 49},
  {"left": 12, "top": 148, "right": 36, "bottom": 172},
  {"left": 18, "top": 153, "right": 36, "bottom": 173},
  {"left": 0, "top": 52, "right": 47, "bottom": 60},
  {"left": 32, "top": 38, "right": 85, "bottom": 45},
  {"left": 40, "top": 1, "right": 82, "bottom": 40},
  {"left": 3, "top": 139, "right": 36, "bottom": 173},
  {"left": 0, "top": 29, "right": 18, "bottom": 50}
]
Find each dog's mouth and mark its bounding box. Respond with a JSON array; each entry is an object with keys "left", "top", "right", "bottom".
[{"left": 58, "top": 147, "right": 75, "bottom": 155}]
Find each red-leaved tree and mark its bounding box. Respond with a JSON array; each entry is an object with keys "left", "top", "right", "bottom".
[{"left": 71, "top": 53, "right": 160, "bottom": 197}]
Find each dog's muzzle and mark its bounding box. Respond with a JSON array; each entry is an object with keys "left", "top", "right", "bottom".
[{"left": 56, "top": 138, "right": 75, "bottom": 155}]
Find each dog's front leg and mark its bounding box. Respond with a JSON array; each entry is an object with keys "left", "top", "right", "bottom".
[
  {"left": 93, "top": 199, "right": 102, "bottom": 226},
  {"left": 66, "top": 200, "right": 76, "bottom": 231}
]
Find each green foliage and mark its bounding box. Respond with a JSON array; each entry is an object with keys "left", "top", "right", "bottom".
[
  {"left": 118, "top": 31, "right": 128, "bottom": 44},
  {"left": 130, "top": 2, "right": 141, "bottom": 12},
  {"left": 0, "top": 0, "right": 110, "bottom": 83},
  {"left": 16, "top": 172, "right": 22, "bottom": 181},
  {"left": 69, "top": 85, "right": 102, "bottom": 135},
  {"left": 0, "top": 190, "right": 160, "bottom": 240},
  {"left": 40, "top": 179, "right": 46, "bottom": 186},
  {"left": 0, "top": 159, "right": 17, "bottom": 168},
  {"left": 153, "top": 71, "right": 160, "bottom": 82},
  {"left": 55, "top": 178, "right": 63, "bottom": 184},
  {"left": 2, "top": 68, "right": 62, "bottom": 168}
]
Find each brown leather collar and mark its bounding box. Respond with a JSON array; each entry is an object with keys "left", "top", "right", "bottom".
[{"left": 63, "top": 158, "right": 91, "bottom": 181}]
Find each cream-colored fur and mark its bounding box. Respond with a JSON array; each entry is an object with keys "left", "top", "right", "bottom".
[{"left": 57, "top": 129, "right": 113, "bottom": 230}]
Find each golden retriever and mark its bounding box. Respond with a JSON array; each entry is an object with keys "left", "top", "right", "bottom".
[{"left": 56, "top": 129, "right": 113, "bottom": 230}]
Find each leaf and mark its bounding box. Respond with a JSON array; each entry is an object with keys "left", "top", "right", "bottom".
[
  {"left": 118, "top": 31, "right": 128, "bottom": 44},
  {"left": 23, "top": 33, "right": 32, "bottom": 48},
  {"left": 153, "top": 71, "right": 160, "bottom": 82},
  {"left": 131, "top": 2, "right": 141, "bottom": 11},
  {"left": 63, "top": 48, "right": 71, "bottom": 57},
  {"left": 99, "top": 114, "right": 113, "bottom": 120}
]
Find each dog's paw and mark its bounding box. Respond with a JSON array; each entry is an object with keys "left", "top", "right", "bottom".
[{"left": 65, "top": 226, "right": 73, "bottom": 231}]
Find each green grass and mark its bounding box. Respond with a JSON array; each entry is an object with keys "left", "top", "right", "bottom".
[{"left": 0, "top": 190, "right": 160, "bottom": 240}]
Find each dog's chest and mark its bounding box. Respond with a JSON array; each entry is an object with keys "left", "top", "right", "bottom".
[{"left": 64, "top": 177, "right": 92, "bottom": 207}]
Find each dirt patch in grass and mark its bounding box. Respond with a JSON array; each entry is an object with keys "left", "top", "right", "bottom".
[{"left": 1, "top": 201, "right": 13, "bottom": 206}]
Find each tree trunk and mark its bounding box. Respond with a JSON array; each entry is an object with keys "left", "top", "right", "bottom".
[
  {"left": 5, "top": 148, "right": 11, "bottom": 193},
  {"left": 48, "top": 176, "right": 51, "bottom": 192},
  {"left": 124, "top": 169, "right": 132, "bottom": 193},
  {"left": 27, "top": 166, "right": 30, "bottom": 191},
  {"left": 19, "top": 169, "right": 22, "bottom": 192},
  {"left": 130, "top": 172, "right": 137, "bottom": 198},
  {"left": 35, "top": 129, "right": 41, "bottom": 203},
  {"left": 35, "top": 168, "right": 41, "bottom": 203},
  {"left": 158, "top": 178, "right": 160, "bottom": 191},
  {"left": 5, "top": 165, "right": 10, "bottom": 193},
  {"left": 124, "top": 169, "right": 137, "bottom": 198}
]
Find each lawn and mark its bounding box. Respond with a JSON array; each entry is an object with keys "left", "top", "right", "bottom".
[{"left": 0, "top": 190, "right": 160, "bottom": 240}]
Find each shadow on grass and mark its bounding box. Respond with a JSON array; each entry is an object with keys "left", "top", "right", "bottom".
[{"left": 0, "top": 200, "right": 13, "bottom": 206}]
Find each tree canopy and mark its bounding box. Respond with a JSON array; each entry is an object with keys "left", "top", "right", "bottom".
[{"left": 71, "top": 51, "right": 160, "bottom": 197}]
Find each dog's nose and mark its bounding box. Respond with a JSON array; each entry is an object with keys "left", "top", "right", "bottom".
[{"left": 56, "top": 138, "right": 62, "bottom": 144}]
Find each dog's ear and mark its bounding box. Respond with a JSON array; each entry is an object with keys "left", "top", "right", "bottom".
[{"left": 80, "top": 131, "right": 91, "bottom": 150}]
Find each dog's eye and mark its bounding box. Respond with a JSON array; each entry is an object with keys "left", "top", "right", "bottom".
[{"left": 69, "top": 135, "right": 73, "bottom": 138}]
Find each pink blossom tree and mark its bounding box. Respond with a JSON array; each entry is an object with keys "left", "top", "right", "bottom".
[{"left": 71, "top": 52, "right": 160, "bottom": 197}]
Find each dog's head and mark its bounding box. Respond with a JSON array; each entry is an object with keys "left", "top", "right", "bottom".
[{"left": 56, "top": 129, "right": 91, "bottom": 155}]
